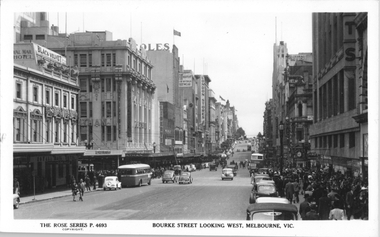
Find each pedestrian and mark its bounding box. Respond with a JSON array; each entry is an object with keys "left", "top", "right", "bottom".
[
  {"left": 299, "top": 195, "right": 311, "bottom": 220},
  {"left": 305, "top": 204, "right": 319, "bottom": 220},
  {"left": 85, "top": 175, "right": 91, "bottom": 192},
  {"left": 78, "top": 179, "right": 85, "bottom": 201},
  {"left": 284, "top": 179, "right": 294, "bottom": 203},
  {"left": 293, "top": 178, "right": 300, "bottom": 203},
  {"left": 14, "top": 178, "right": 20, "bottom": 195},
  {"left": 329, "top": 201, "right": 345, "bottom": 220},
  {"left": 345, "top": 186, "right": 355, "bottom": 220},
  {"left": 318, "top": 189, "right": 331, "bottom": 220},
  {"left": 71, "top": 179, "right": 78, "bottom": 201}
]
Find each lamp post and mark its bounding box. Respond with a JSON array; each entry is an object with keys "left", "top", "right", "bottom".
[{"left": 279, "top": 121, "right": 284, "bottom": 175}]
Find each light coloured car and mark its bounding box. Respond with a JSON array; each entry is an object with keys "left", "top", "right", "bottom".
[
  {"left": 221, "top": 168, "right": 234, "bottom": 180},
  {"left": 178, "top": 172, "right": 193, "bottom": 184},
  {"left": 162, "top": 170, "right": 176, "bottom": 183},
  {"left": 255, "top": 197, "right": 290, "bottom": 204},
  {"left": 13, "top": 193, "right": 20, "bottom": 209},
  {"left": 103, "top": 176, "right": 122, "bottom": 191},
  {"left": 246, "top": 203, "right": 298, "bottom": 220}
]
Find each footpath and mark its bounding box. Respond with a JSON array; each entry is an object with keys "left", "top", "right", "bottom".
[{"left": 19, "top": 186, "right": 103, "bottom": 205}]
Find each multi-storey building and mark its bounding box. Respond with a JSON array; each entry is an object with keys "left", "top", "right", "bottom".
[
  {"left": 147, "top": 46, "right": 184, "bottom": 161},
  {"left": 13, "top": 42, "right": 85, "bottom": 195},
  {"left": 195, "top": 75, "right": 211, "bottom": 156},
  {"left": 310, "top": 13, "right": 366, "bottom": 175},
  {"left": 285, "top": 53, "right": 313, "bottom": 168},
  {"left": 208, "top": 89, "right": 217, "bottom": 153},
  {"left": 263, "top": 99, "right": 275, "bottom": 161}
]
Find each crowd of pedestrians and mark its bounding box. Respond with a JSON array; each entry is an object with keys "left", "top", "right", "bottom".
[{"left": 270, "top": 167, "right": 368, "bottom": 221}]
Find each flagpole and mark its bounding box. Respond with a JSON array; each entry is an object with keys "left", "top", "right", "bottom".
[{"left": 173, "top": 28, "right": 175, "bottom": 46}]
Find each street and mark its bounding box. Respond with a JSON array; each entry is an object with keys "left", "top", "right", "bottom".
[{"left": 15, "top": 149, "right": 254, "bottom": 220}]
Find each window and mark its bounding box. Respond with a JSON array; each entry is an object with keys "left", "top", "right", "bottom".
[
  {"left": 24, "top": 35, "right": 33, "bottom": 40},
  {"left": 36, "top": 34, "right": 45, "bottom": 40},
  {"left": 16, "top": 83, "right": 21, "bottom": 99},
  {"left": 349, "top": 132, "right": 355, "bottom": 148},
  {"left": 89, "top": 125, "right": 93, "bottom": 141},
  {"left": 113, "top": 126, "right": 117, "bottom": 141},
  {"left": 106, "top": 102, "right": 111, "bottom": 117},
  {"left": 113, "top": 78, "right": 117, "bottom": 91},
  {"left": 340, "top": 134, "right": 345, "bottom": 148},
  {"left": 101, "top": 78, "right": 105, "bottom": 92},
  {"left": 80, "top": 102, "right": 87, "bottom": 117},
  {"left": 63, "top": 122, "right": 68, "bottom": 143},
  {"left": 334, "top": 135, "right": 338, "bottom": 148},
  {"left": 101, "top": 126, "right": 105, "bottom": 141},
  {"left": 106, "top": 78, "right": 111, "bottom": 92},
  {"left": 46, "top": 90, "right": 50, "bottom": 104},
  {"left": 107, "top": 126, "right": 111, "bottom": 141},
  {"left": 74, "top": 54, "right": 78, "bottom": 66},
  {"left": 348, "top": 70, "right": 356, "bottom": 111},
  {"left": 55, "top": 121, "right": 60, "bottom": 143},
  {"left": 63, "top": 94, "right": 67, "bottom": 108},
  {"left": 101, "top": 53, "right": 105, "bottom": 67},
  {"left": 328, "top": 135, "right": 332, "bottom": 148},
  {"left": 89, "top": 54, "right": 92, "bottom": 67},
  {"left": 315, "top": 137, "right": 318, "bottom": 148},
  {"left": 71, "top": 122, "right": 75, "bottom": 143},
  {"left": 113, "top": 102, "right": 116, "bottom": 117},
  {"left": 80, "top": 79, "right": 87, "bottom": 92},
  {"left": 80, "top": 54, "right": 87, "bottom": 67},
  {"left": 46, "top": 120, "right": 51, "bottom": 143},
  {"left": 113, "top": 53, "right": 116, "bottom": 66},
  {"left": 102, "top": 102, "right": 105, "bottom": 117},
  {"left": 71, "top": 96, "right": 75, "bottom": 109},
  {"left": 55, "top": 92, "right": 59, "bottom": 106},
  {"left": 80, "top": 126, "right": 87, "bottom": 142},
  {"left": 89, "top": 79, "right": 93, "bottom": 92},
  {"left": 14, "top": 118, "right": 22, "bottom": 141},
  {"left": 31, "top": 119, "right": 41, "bottom": 142},
  {"left": 128, "top": 55, "right": 131, "bottom": 66},
  {"left": 106, "top": 54, "right": 111, "bottom": 66},
  {"left": 89, "top": 102, "right": 93, "bottom": 117},
  {"left": 33, "top": 87, "right": 38, "bottom": 102}
]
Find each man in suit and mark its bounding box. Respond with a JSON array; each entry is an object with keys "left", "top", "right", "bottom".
[
  {"left": 299, "top": 195, "right": 311, "bottom": 220},
  {"left": 284, "top": 179, "right": 295, "bottom": 203},
  {"left": 305, "top": 204, "right": 319, "bottom": 220},
  {"left": 345, "top": 186, "right": 355, "bottom": 220}
]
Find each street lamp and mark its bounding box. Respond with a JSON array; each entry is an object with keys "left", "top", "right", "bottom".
[{"left": 279, "top": 121, "right": 284, "bottom": 175}]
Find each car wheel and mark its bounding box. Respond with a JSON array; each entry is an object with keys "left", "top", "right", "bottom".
[
  {"left": 148, "top": 179, "right": 151, "bottom": 185},
  {"left": 138, "top": 180, "right": 142, "bottom": 187},
  {"left": 103, "top": 188, "right": 106, "bottom": 191},
  {"left": 162, "top": 180, "right": 164, "bottom": 183},
  {"left": 222, "top": 178, "right": 224, "bottom": 180},
  {"left": 14, "top": 200, "right": 20, "bottom": 209}
]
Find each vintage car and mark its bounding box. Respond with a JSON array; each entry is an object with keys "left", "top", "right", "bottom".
[
  {"left": 249, "top": 181, "right": 278, "bottom": 204},
  {"left": 255, "top": 197, "right": 290, "bottom": 204},
  {"left": 103, "top": 176, "right": 122, "bottom": 190},
  {"left": 251, "top": 174, "right": 272, "bottom": 185},
  {"left": 221, "top": 168, "right": 234, "bottom": 180},
  {"left": 162, "top": 170, "right": 176, "bottom": 183},
  {"left": 13, "top": 193, "right": 20, "bottom": 209},
  {"left": 209, "top": 163, "right": 218, "bottom": 171},
  {"left": 226, "top": 164, "right": 237, "bottom": 176},
  {"left": 246, "top": 203, "right": 298, "bottom": 220},
  {"left": 178, "top": 172, "right": 193, "bottom": 184}
]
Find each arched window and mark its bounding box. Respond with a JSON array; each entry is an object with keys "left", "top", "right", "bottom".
[{"left": 298, "top": 102, "right": 303, "bottom": 117}]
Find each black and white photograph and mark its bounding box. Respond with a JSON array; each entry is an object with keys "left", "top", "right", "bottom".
[{"left": 0, "top": 0, "right": 379, "bottom": 236}]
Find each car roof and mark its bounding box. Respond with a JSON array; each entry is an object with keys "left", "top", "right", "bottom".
[
  {"left": 247, "top": 203, "right": 298, "bottom": 213},
  {"left": 222, "top": 168, "right": 233, "bottom": 171},
  {"left": 104, "top": 176, "right": 118, "bottom": 179},
  {"left": 257, "top": 180, "right": 275, "bottom": 184},
  {"left": 255, "top": 197, "right": 290, "bottom": 204}
]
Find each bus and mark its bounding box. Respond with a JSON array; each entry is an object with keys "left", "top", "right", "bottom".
[
  {"left": 118, "top": 164, "right": 152, "bottom": 187},
  {"left": 248, "top": 153, "right": 264, "bottom": 175}
]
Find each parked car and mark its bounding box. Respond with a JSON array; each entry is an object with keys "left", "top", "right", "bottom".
[
  {"left": 13, "top": 193, "right": 20, "bottom": 209},
  {"left": 251, "top": 174, "right": 272, "bottom": 185},
  {"left": 209, "top": 163, "right": 218, "bottom": 171},
  {"left": 103, "top": 176, "right": 122, "bottom": 190},
  {"left": 246, "top": 203, "right": 298, "bottom": 220},
  {"left": 221, "top": 168, "right": 234, "bottom": 180},
  {"left": 162, "top": 170, "right": 176, "bottom": 183},
  {"left": 250, "top": 181, "right": 278, "bottom": 204},
  {"left": 255, "top": 197, "right": 290, "bottom": 204},
  {"left": 178, "top": 172, "right": 193, "bottom": 184}
]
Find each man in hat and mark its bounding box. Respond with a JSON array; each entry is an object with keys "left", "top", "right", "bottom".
[
  {"left": 299, "top": 194, "right": 311, "bottom": 220},
  {"left": 305, "top": 204, "right": 319, "bottom": 220}
]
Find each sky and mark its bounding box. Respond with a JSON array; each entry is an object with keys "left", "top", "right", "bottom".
[{"left": 43, "top": 8, "right": 312, "bottom": 138}]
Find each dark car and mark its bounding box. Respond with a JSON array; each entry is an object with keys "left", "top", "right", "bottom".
[
  {"left": 209, "top": 163, "right": 218, "bottom": 171},
  {"left": 162, "top": 170, "right": 176, "bottom": 183},
  {"left": 246, "top": 203, "right": 298, "bottom": 220},
  {"left": 249, "top": 181, "right": 278, "bottom": 204},
  {"left": 227, "top": 165, "right": 237, "bottom": 176}
]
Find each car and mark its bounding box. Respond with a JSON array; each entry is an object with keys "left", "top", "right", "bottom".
[
  {"left": 13, "top": 193, "right": 20, "bottom": 209},
  {"left": 221, "top": 168, "right": 234, "bottom": 180},
  {"left": 226, "top": 164, "right": 238, "bottom": 176},
  {"left": 249, "top": 181, "right": 278, "bottom": 204},
  {"left": 178, "top": 172, "right": 193, "bottom": 184},
  {"left": 251, "top": 174, "right": 272, "bottom": 185},
  {"left": 162, "top": 170, "right": 176, "bottom": 183},
  {"left": 103, "top": 176, "right": 122, "bottom": 190},
  {"left": 255, "top": 197, "right": 290, "bottom": 204},
  {"left": 209, "top": 163, "right": 218, "bottom": 171},
  {"left": 246, "top": 203, "right": 298, "bottom": 220}
]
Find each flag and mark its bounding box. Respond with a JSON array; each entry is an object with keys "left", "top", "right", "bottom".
[
  {"left": 219, "top": 96, "right": 225, "bottom": 101},
  {"left": 173, "top": 29, "right": 181, "bottom": 37},
  {"left": 167, "top": 84, "right": 169, "bottom": 93}
]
